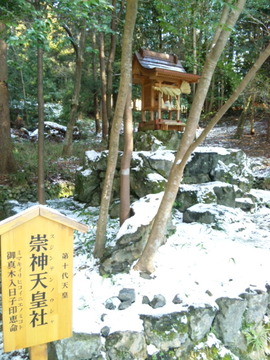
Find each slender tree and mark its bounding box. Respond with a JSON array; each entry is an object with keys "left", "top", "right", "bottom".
[
  {"left": 94, "top": 0, "right": 139, "bottom": 259},
  {"left": 235, "top": 95, "right": 252, "bottom": 138},
  {"left": 106, "top": 0, "right": 124, "bottom": 128},
  {"left": 134, "top": 0, "right": 248, "bottom": 273},
  {"left": 120, "top": 77, "right": 133, "bottom": 225},
  {"left": 91, "top": 31, "right": 101, "bottom": 134},
  {"left": 37, "top": 43, "right": 46, "bottom": 204},
  {"left": 35, "top": 0, "right": 46, "bottom": 204},
  {"left": 0, "top": 22, "right": 16, "bottom": 175},
  {"left": 99, "top": 31, "right": 108, "bottom": 140},
  {"left": 62, "top": 20, "right": 87, "bottom": 156}
]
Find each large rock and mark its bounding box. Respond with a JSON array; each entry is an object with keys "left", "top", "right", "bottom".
[
  {"left": 52, "top": 333, "right": 104, "bottom": 360},
  {"left": 183, "top": 203, "right": 243, "bottom": 229},
  {"left": 100, "top": 193, "right": 175, "bottom": 275},
  {"left": 184, "top": 147, "right": 253, "bottom": 190},
  {"left": 105, "top": 331, "right": 147, "bottom": 360},
  {"left": 213, "top": 297, "right": 247, "bottom": 350},
  {"left": 176, "top": 181, "right": 238, "bottom": 212},
  {"left": 188, "top": 305, "right": 217, "bottom": 342},
  {"left": 140, "top": 312, "right": 190, "bottom": 352},
  {"left": 240, "top": 291, "right": 269, "bottom": 325},
  {"left": 132, "top": 130, "right": 183, "bottom": 151},
  {"left": 250, "top": 157, "right": 270, "bottom": 190},
  {"left": 74, "top": 147, "right": 254, "bottom": 206}
]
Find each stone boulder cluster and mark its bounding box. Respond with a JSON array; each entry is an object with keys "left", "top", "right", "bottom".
[
  {"left": 75, "top": 145, "right": 254, "bottom": 208},
  {"left": 75, "top": 142, "right": 268, "bottom": 276},
  {"left": 51, "top": 286, "right": 270, "bottom": 360}
]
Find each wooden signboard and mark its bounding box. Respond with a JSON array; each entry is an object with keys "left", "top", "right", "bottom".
[{"left": 0, "top": 205, "right": 88, "bottom": 354}]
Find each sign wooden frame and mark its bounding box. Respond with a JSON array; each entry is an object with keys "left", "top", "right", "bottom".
[{"left": 0, "top": 205, "right": 88, "bottom": 358}]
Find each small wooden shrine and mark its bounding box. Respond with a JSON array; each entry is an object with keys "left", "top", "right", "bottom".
[{"left": 132, "top": 48, "right": 200, "bottom": 132}]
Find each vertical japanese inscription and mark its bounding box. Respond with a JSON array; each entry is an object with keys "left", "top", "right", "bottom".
[
  {"left": 6, "top": 250, "right": 23, "bottom": 333},
  {"left": 29, "top": 234, "right": 49, "bottom": 328},
  {"left": 61, "top": 252, "right": 69, "bottom": 299}
]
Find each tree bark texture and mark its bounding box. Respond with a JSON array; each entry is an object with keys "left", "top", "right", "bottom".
[
  {"left": 91, "top": 32, "right": 100, "bottom": 134},
  {"left": 37, "top": 45, "right": 46, "bottom": 204},
  {"left": 99, "top": 32, "right": 108, "bottom": 141},
  {"left": 94, "top": 0, "right": 139, "bottom": 259},
  {"left": 62, "top": 21, "right": 86, "bottom": 156},
  {"left": 235, "top": 95, "right": 252, "bottom": 138},
  {"left": 0, "top": 22, "right": 16, "bottom": 175},
  {"left": 120, "top": 81, "right": 133, "bottom": 225},
  {"left": 134, "top": 0, "right": 248, "bottom": 274},
  {"left": 106, "top": 0, "right": 118, "bottom": 128}
]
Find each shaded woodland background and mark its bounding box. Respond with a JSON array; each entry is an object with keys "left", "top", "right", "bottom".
[{"left": 1, "top": 0, "right": 269, "bottom": 137}]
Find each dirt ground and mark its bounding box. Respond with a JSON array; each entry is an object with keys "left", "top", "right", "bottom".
[{"left": 201, "top": 116, "right": 270, "bottom": 160}]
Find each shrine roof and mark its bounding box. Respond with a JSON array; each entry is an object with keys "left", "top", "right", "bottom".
[
  {"left": 133, "top": 48, "right": 200, "bottom": 84},
  {"left": 135, "top": 49, "right": 186, "bottom": 73}
]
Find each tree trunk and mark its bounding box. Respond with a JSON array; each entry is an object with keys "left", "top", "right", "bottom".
[
  {"left": 134, "top": 0, "right": 248, "bottom": 274},
  {"left": 34, "top": 0, "right": 46, "bottom": 204},
  {"left": 0, "top": 23, "right": 16, "bottom": 175},
  {"left": 37, "top": 44, "right": 45, "bottom": 204},
  {"left": 192, "top": 26, "right": 197, "bottom": 95},
  {"left": 99, "top": 32, "right": 108, "bottom": 141},
  {"left": 62, "top": 22, "right": 87, "bottom": 156},
  {"left": 234, "top": 95, "right": 252, "bottom": 139},
  {"left": 207, "top": 75, "right": 215, "bottom": 113},
  {"left": 106, "top": 0, "right": 118, "bottom": 129},
  {"left": 120, "top": 81, "right": 133, "bottom": 225},
  {"left": 11, "top": 45, "right": 28, "bottom": 125},
  {"left": 250, "top": 93, "right": 255, "bottom": 135},
  {"left": 91, "top": 32, "right": 100, "bottom": 134},
  {"left": 94, "top": 0, "right": 139, "bottom": 259},
  {"left": 267, "top": 117, "right": 270, "bottom": 142}
]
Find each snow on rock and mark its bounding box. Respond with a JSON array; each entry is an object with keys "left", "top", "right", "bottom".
[
  {"left": 72, "top": 203, "right": 270, "bottom": 335},
  {"left": 116, "top": 192, "right": 164, "bottom": 239},
  {"left": 85, "top": 150, "right": 104, "bottom": 162}
]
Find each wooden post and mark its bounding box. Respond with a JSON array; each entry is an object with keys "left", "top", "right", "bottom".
[
  {"left": 29, "top": 344, "right": 48, "bottom": 360},
  {"left": 158, "top": 91, "right": 162, "bottom": 120},
  {"left": 177, "top": 95, "right": 180, "bottom": 121}
]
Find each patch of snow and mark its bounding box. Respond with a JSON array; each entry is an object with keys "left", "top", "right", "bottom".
[
  {"left": 116, "top": 192, "right": 164, "bottom": 239},
  {"left": 148, "top": 150, "right": 175, "bottom": 161},
  {"left": 250, "top": 189, "right": 270, "bottom": 204},
  {"left": 85, "top": 150, "right": 103, "bottom": 162},
  {"left": 44, "top": 121, "right": 66, "bottom": 131},
  {"left": 81, "top": 168, "right": 92, "bottom": 177},
  {"left": 146, "top": 173, "right": 166, "bottom": 182},
  {"left": 194, "top": 146, "right": 239, "bottom": 155},
  {"left": 29, "top": 129, "right": 38, "bottom": 138}
]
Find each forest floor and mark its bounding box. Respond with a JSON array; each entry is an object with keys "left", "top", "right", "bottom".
[{"left": 201, "top": 115, "right": 270, "bottom": 159}]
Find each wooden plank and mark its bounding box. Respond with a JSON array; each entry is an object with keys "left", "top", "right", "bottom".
[
  {"left": 0, "top": 205, "right": 88, "bottom": 236},
  {"left": 29, "top": 344, "right": 48, "bottom": 360},
  {"left": 0, "top": 206, "right": 40, "bottom": 235}
]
